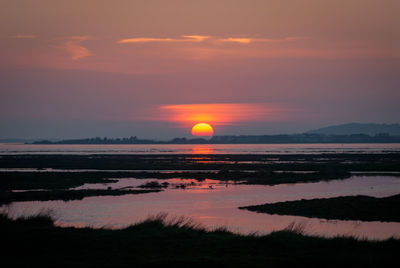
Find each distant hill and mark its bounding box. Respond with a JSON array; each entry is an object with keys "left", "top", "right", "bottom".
[{"left": 307, "top": 123, "right": 400, "bottom": 136}]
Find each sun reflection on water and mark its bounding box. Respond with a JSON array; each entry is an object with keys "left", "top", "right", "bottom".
[{"left": 191, "top": 145, "right": 214, "bottom": 154}]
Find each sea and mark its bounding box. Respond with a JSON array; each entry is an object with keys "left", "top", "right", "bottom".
[{"left": 1, "top": 143, "right": 400, "bottom": 154}]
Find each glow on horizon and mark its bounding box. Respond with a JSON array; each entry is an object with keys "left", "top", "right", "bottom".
[{"left": 158, "top": 103, "right": 287, "bottom": 127}]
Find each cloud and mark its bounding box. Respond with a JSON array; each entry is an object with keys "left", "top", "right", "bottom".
[
  {"left": 221, "top": 38, "right": 253, "bottom": 44},
  {"left": 10, "top": 34, "right": 36, "bottom": 39},
  {"left": 117, "top": 35, "right": 211, "bottom": 44},
  {"left": 221, "top": 36, "right": 308, "bottom": 44},
  {"left": 117, "top": 35, "right": 307, "bottom": 46},
  {"left": 182, "top": 35, "right": 211, "bottom": 41},
  {"left": 284, "top": 36, "right": 309, "bottom": 41},
  {"left": 117, "top": 37, "right": 179, "bottom": 43},
  {"left": 63, "top": 36, "right": 92, "bottom": 60}
]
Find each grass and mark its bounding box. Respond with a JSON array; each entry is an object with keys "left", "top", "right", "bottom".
[
  {"left": 1, "top": 212, "right": 399, "bottom": 267},
  {"left": 240, "top": 194, "right": 400, "bottom": 222},
  {"left": 1, "top": 209, "right": 55, "bottom": 226}
]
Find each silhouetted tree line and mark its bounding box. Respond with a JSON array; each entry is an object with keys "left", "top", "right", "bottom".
[{"left": 32, "top": 133, "right": 400, "bottom": 144}]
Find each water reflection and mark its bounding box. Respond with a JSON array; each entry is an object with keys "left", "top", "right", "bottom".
[
  {"left": 5, "top": 176, "right": 400, "bottom": 240},
  {"left": 3, "top": 143, "right": 399, "bottom": 155},
  {"left": 191, "top": 145, "right": 214, "bottom": 154}
]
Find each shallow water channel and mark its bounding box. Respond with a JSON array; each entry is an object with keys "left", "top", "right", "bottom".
[{"left": 4, "top": 175, "right": 400, "bottom": 240}]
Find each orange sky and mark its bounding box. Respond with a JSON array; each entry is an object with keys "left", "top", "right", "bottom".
[
  {"left": 0, "top": 0, "right": 399, "bottom": 139},
  {"left": 1, "top": 0, "right": 398, "bottom": 73},
  {"left": 158, "top": 103, "right": 289, "bottom": 126}
]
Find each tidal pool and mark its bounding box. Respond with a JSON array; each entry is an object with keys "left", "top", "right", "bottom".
[{"left": 4, "top": 175, "right": 400, "bottom": 240}]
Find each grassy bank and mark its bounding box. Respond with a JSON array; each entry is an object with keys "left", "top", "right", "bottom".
[
  {"left": 0, "top": 171, "right": 121, "bottom": 190},
  {"left": 1, "top": 213, "right": 399, "bottom": 267},
  {"left": 0, "top": 188, "right": 161, "bottom": 204},
  {"left": 241, "top": 194, "right": 400, "bottom": 222}
]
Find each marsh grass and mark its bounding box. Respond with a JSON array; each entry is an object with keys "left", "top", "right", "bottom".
[
  {"left": 1, "top": 212, "right": 400, "bottom": 267},
  {"left": 283, "top": 221, "right": 307, "bottom": 235},
  {"left": 241, "top": 194, "right": 400, "bottom": 222},
  {"left": 0, "top": 209, "right": 55, "bottom": 227},
  {"left": 14, "top": 209, "right": 55, "bottom": 226}
]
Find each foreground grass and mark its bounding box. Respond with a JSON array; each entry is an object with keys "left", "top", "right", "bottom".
[
  {"left": 241, "top": 194, "right": 400, "bottom": 222},
  {"left": 1, "top": 213, "right": 399, "bottom": 267}
]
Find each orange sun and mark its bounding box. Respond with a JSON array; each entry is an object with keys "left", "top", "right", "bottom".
[{"left": 191, "top": 123, "right": 214, "bottom": 137}]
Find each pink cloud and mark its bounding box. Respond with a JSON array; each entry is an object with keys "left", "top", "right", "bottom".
[
  {"left": 63, "top": 36, "right": 92, "bottom": 60},
  {"left": 117, "top": 35, "right": 211, "bottom": 44},
  {"left": 220, "top": 36, "right": 308, "bottom": 44},
  {"left": 117, "top": 35, "right": 307, "bottom": 45}
]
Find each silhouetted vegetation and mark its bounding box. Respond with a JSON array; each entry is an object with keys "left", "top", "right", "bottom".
[
  {"left": 241, "top": 194, "right": 400, "bottom": 222},
  {"left": 1, "top": 152, "right": 399, "bottom": 266},
  {"left": 32, "top": 133, "right": 400, "bottom": 144},
  {"left": 137, "top": 181, "right": 169, "bottom": 189},
  {"left": 1, "top": 212, "right": 399, "bottom": 267}
]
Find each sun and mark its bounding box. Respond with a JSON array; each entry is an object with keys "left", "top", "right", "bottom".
[{"left": 191, "top": 123, "right": 214, "bottom": 137}]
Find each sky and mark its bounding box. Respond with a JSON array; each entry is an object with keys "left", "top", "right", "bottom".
[{"left": 1, "top": 0, "right": 399, "bottom": 139}]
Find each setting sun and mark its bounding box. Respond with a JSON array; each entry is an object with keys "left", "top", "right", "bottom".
[{"left": 191, "top": 123, "right": 214, "bottom": 136}]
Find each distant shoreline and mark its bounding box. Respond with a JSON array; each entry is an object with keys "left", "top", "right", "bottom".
[{"left": 29, "top": 133, "right": 400, "bottom": 144}]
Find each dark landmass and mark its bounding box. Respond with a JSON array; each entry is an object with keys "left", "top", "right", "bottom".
[
  {"left": 0, "top": 172, "right": 120, "bottom": 190},
  {"left": 0, "top": 170, "right": 352, "bottom": 191},
  {"left": 308, "top": 123, "right": 400, "bottom": 136},
  {"left": 32, "top": 133, "right": 400, "bottom": 144},
  {"left": 0, "top": 188, "right": 160, "bottom": 204},
  {"left": 2, "top": 153, "right": 400, "bottom": 171},
  {"left": 241, "top": 194, "right": 400, "bottom": 222},
  {"left": 1, "top": 154, "right": 398, "bottom": 206},
  {"left": 212, "top": 169, "right": 352, "bottom": 185},
  {"left": 1, "top": 154, "right": 399, "bottom": 192},
  {"left": 137, "top": 181, "right": 169, "bottom": 189},
  {"left": 0, "top": 169, "right": 352, "bottom": 205},
  {"left": 2, "top": 213, "right": 399, "bottom": 268}
]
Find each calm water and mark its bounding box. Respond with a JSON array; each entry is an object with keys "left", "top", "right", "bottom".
[
  {"left": 2, "top": 143, "right": 400, "bottom": 239},
  {"left": 4, "top": 176, "right": 400, "bottom": 240},
  {"left": 1, "top": 143, "right": 400, "bottom": 154}
]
